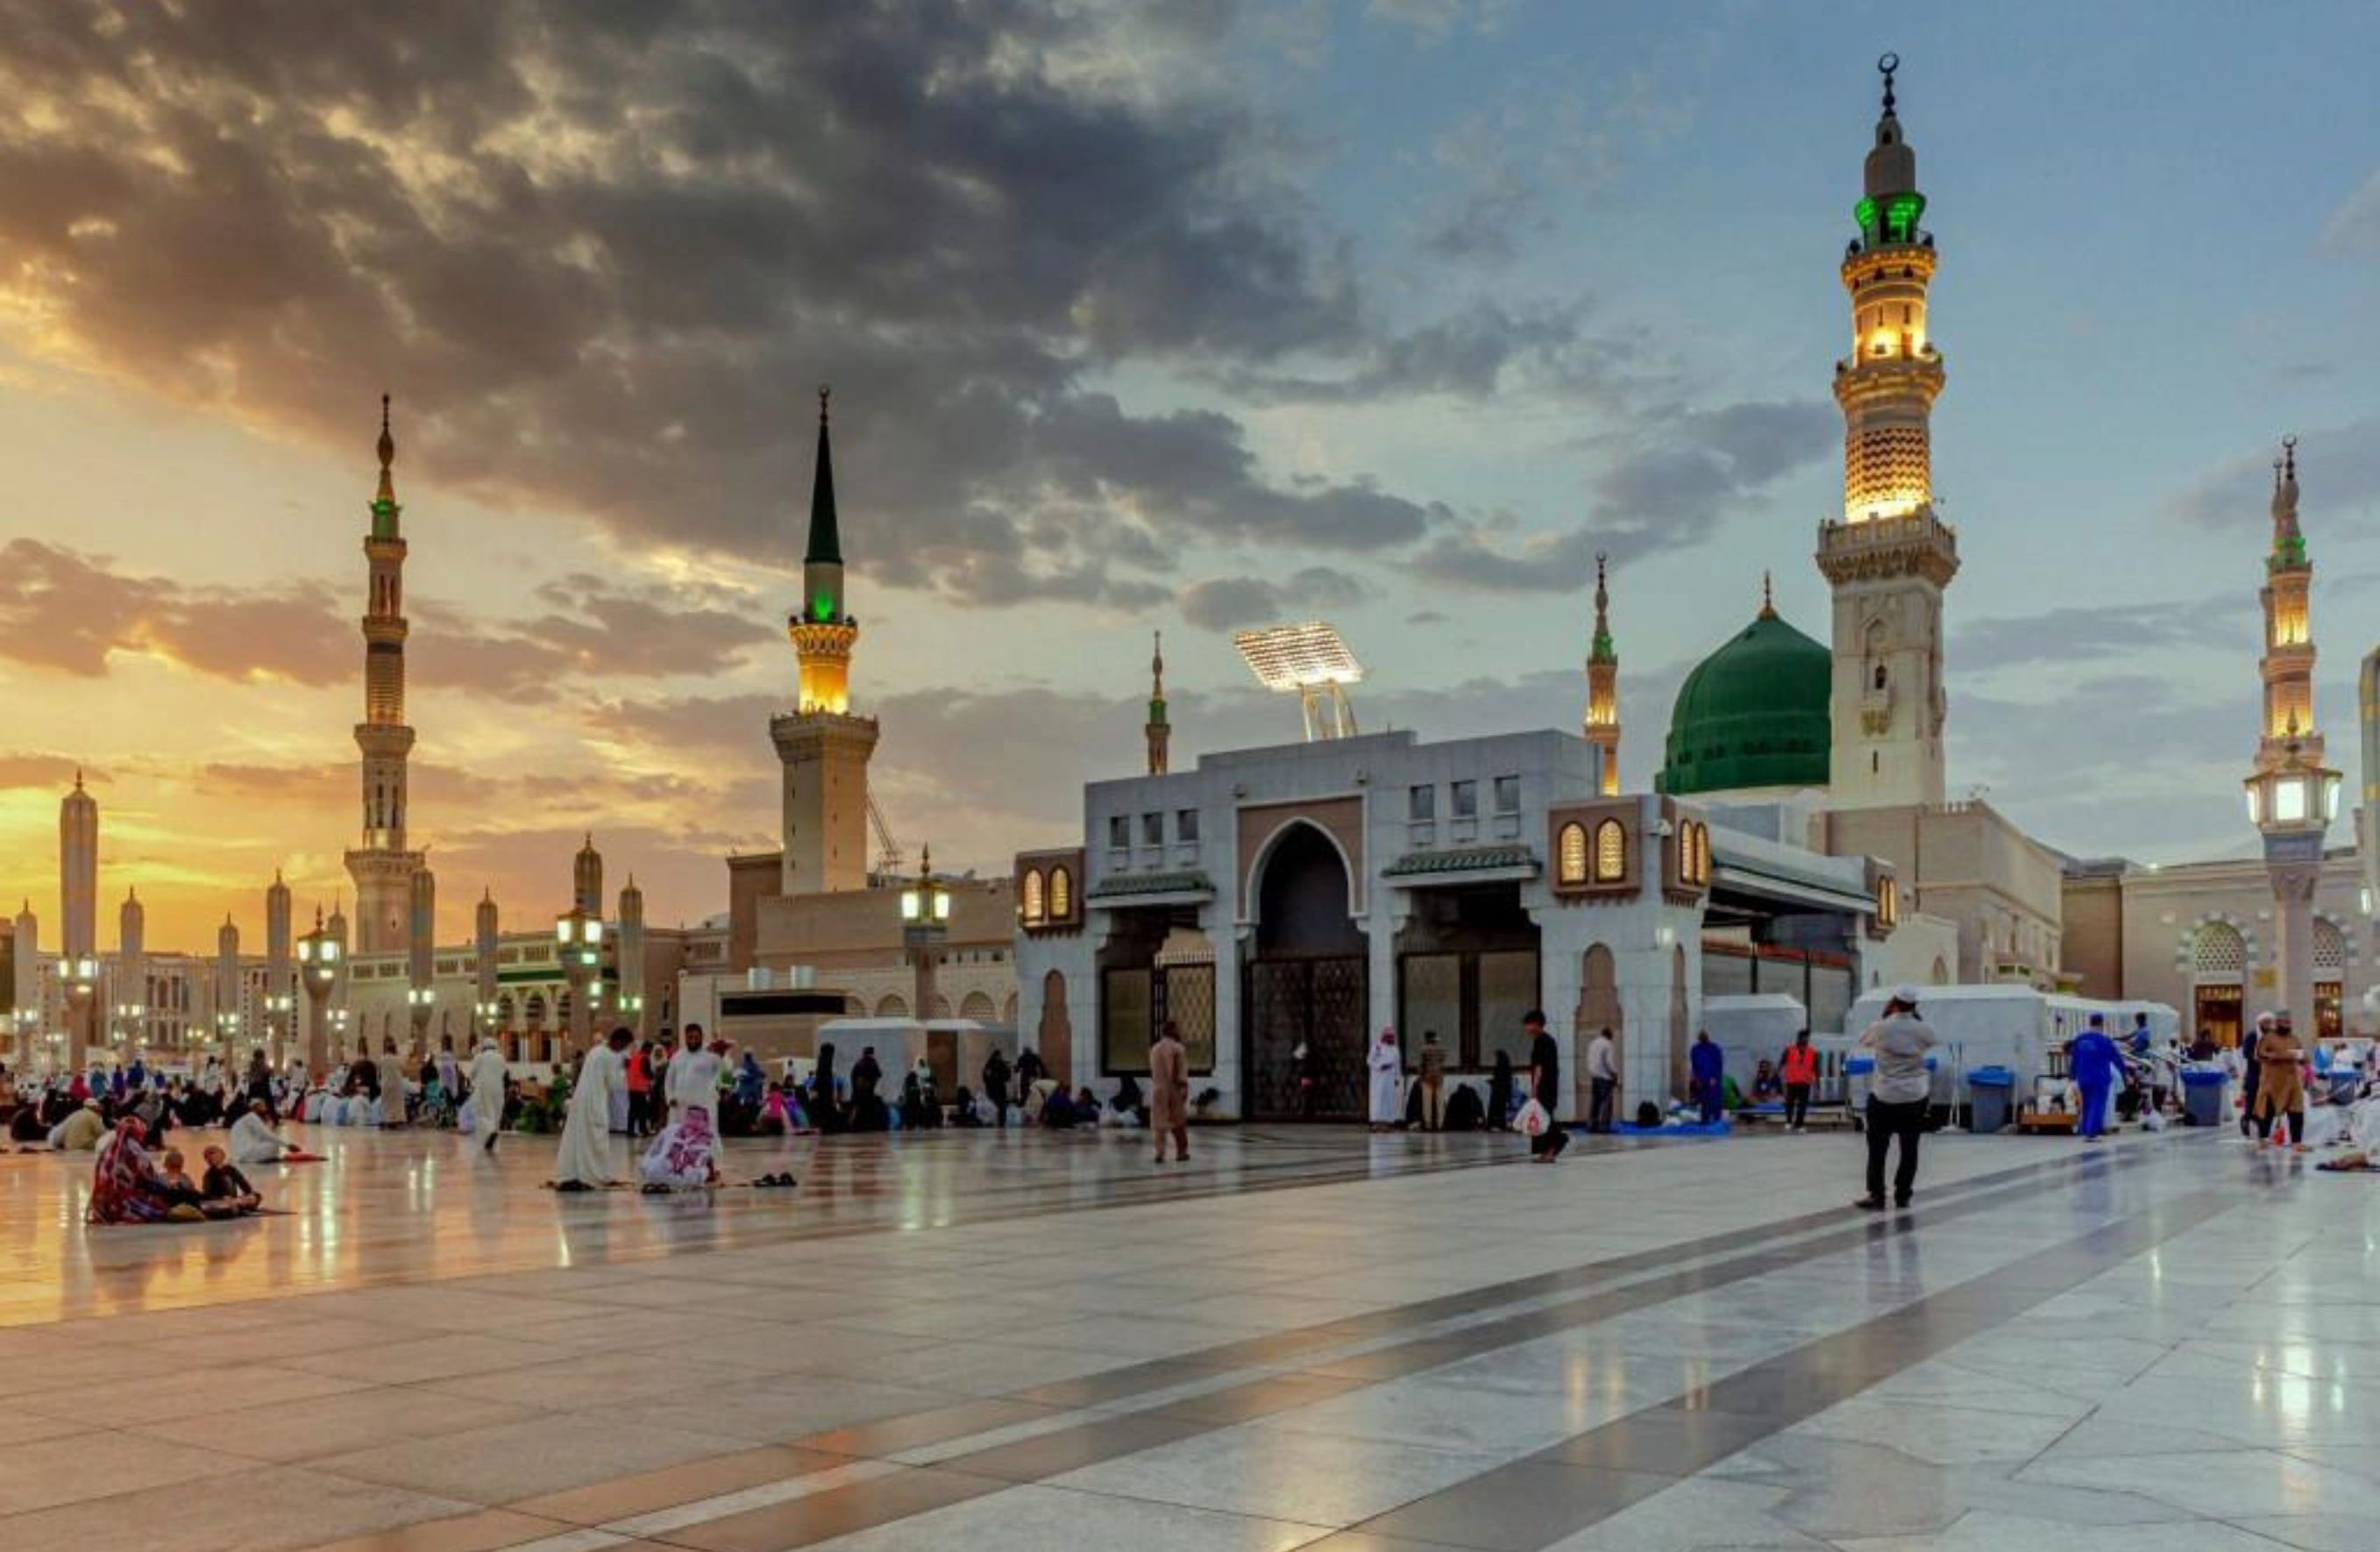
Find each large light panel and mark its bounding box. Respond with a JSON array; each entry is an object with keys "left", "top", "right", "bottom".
[{"left": 1233, "top": 621, "right": 1364, "bottom": 692}]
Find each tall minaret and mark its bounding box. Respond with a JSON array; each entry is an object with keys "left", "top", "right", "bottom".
[
  {"left": 573, "top": 833, "right": 603, "bottom": 916},
  {"left": 770, "top": 386, "right": 880, "bottom": 893},
  {"left": 1147, "top": 631, "right": 1171, "bottom": 777},
  {"left": 117, "top": 888, "right": 144, "bottom": 1049},
  {"left": 215, "top": 914, "right": 240, "bottom": 1048},
  {"left": 473, "top": 887, "right": 500, "bottom": 1046},
  {"left": 10, "top": 901, "right": 34, "bottom": 1069},
  {"left": 617, "top": 875, "right": 646, "bottom": 1039},
  {"left": 265, "top": 870, "right": 291, "bottom": 1061},
  {"left": 2257, "top": 439, "right": 2320, "bottom": 773},
  {"left": 1585, "top": 552, "right": 1620, "bottom": 795},
  {"left": 346, "top": 395, "right": 424, "bottom": 953},
  {"left": 60, "top": 772, "right": 96, "bottom": 963},
  {"left": 2360, "top": 639, "right": 2380, "bottom": 908},
  {"left": 1818, "top": 53, "right": 1957, "bottom": 811}
]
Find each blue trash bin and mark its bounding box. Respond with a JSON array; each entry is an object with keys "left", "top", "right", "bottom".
[
  {"left": 1968, "top": 1065, "right": 2014, "bottom": 1134},
  {"left": 2180, "top": 1065, "right": 2227, "bottom": 1128}
]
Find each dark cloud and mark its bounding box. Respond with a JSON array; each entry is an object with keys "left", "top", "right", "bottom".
[
  {"left": 0, "top": 753, "right": 98, "bottom": 792},
  {"left": 1177, "top": 566, "right": 1372, "bottom": 630},
  {"left": 0, "top": 540, "right": 350, "bottom": 683},
  {"left": 1951, "top": 594, "right": 2255, "bottom": 673},
  {"left": 2167, "top": 420, "right": 2380, "bottom": 533},
  {"left": 1410, "top": 399, "right": 1835, "bottom": 589},
  {"left": 0, "top": 0, "right": 1470, "bottom": 609},
  {"left": 1223, "top": 302, "right": 1648, "bottom": 406}
]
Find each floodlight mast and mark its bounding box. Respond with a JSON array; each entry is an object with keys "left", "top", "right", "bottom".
[{"left": 1233, "top": 621, "right": 1364, "bottom": 742}]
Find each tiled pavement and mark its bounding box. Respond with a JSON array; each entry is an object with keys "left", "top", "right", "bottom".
[{"left": 1, "top": 1120, "right": 2369, "bottom": 1551}]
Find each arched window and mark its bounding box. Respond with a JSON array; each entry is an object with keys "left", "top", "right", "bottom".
[
  {"left": 1593, "top": 819, "right": 1626, "bottom": 883},
  {"left": 1557, "top": 822, "right": 1589, "bottom": 885},
  {"left": 2314, "top": 919, "right": 2347, "bottom": 975},
  {"left": 2192, "top": 922, "right": 2246, "bottom": 981},
  {"left": 1685, "top": 822, "right": 1709, "bottom": 885},
  {"left": 960, "top": 991, "right": 997, "bottom": 1021},
  {"left": 875, "top": 993, "right": 909, "bottom": 1019},
  {"left": 1049, "top": 866, "right": 1072, "bottom": 920},
  {"left": 1876, "top": 876, "right": 1898, "bottom": 928},
  {"left": 1021, "top": 869, "right": 1045, "bottom": 925}
]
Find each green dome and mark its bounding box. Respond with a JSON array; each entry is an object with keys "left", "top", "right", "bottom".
[{"left": 1655, "top": 607, "right": 1833, "bottom": 796}]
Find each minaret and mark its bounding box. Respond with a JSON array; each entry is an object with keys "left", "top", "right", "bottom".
[
  {"left": 265, "top": 870, "right": 291, "bottom": 1061},
  {"left": 405, "top": 863, "right": 436, "bottom": 1055},
  {"left": 117, "top": 888, "right": 145, "bottom": 1050},
  {"left": 345, "top": 395, "right": 424, "bottom": 953},
  {"left": 2361, "top": 639, "right": 2380, "bottom": 909},
  {"left": 1585, "top": 552, "right": 1621, "bottom": 795},
  {"left": 60, "top": 771, "right": 96, "bottom": 963},
  {"left": 2246, "top": 438, "right": 2337, "bottom": 1039},
  {"left": 2256, "top": 439, "right": 2320, "bottom": 773},
  {"left": 1817, "top": 53, "right": 1957, "bottom": 810},
  {"left": 573, "top": 833, "right": 603, "bottom": 916},
  {"left": 473, "top": 887, "right": 500, "bottom": 1046},
  {"left": 617, "top": 876, "right": 646, "bottom": 1040},
  {"left": 216, "top": 914, "right": 240, "bottom": 1049},
  {"left": 1147, "top": 631, "right": 1171, "bottom": 777},
  {"left": 10, "top": 901, "right": 34, "bottom": 1070},
  {"left": 769, "top": 386, "right": 881, "bottom": 893}
]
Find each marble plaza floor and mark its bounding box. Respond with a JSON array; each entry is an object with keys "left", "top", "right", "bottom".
[{"left": 1, "top": 1121, "right": 2374, "bottom": 1552}]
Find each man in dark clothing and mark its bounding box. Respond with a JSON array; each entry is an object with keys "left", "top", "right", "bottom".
[
  {"left": 983, "top": 1049, "right": 1012, "bottom": 1124},
  {"left": 1524, "top": 1010, "right": 1567, "bottom": 1161}
]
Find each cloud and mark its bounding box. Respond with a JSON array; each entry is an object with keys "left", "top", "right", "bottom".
[
  {"left": 1178, "top": 566, "right": 1372, "bottom": 630},
  {"left": 0, "top": 1, "right": 1475, "bottom": 610},
  {"left": 0, "top": 539, "right": 350, "bottom": 683},
  {"left": 1409, "top": 397, "right": 1833, "bottom": 591},
  {"left": 0, "top": 753, "right": 96, "bottom": 791},
  {"left": 2167, "top": 420, "right": 2380, "bottom": 534},
  {"left": 2324, "top": 167, "right": 2380, "bottom": 259},
  {"left": 1951, "top": 594, "right": 2255, "bottom": 673},
  {"left": 1222, "top": 301, "right": 1647, "bottom": 407}
]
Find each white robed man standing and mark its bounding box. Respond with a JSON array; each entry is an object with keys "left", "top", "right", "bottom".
[
  {"left": 664, "top": 1024, "right": 727, "bottom": 1133},
  {"left": 553, "top": 1028, "right": 632, "bottom": 1190},
  {"left": 466, "top": 1038, "right": 510, "bottom": 1156}
]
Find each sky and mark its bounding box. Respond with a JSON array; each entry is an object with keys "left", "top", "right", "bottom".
[{"left": 0, "top": 0, "right": 2374, "bottom": 951}]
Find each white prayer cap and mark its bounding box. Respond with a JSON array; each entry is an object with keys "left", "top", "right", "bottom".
[{"left": 1892, "top": 985, "right": 1922, "bottom": 1006}]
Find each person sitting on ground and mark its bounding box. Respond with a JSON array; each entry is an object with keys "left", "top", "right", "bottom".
[
  {"left": 11, "top": 1099, "right": 49, "bottom": 1144},
  {"left": 52, "top": 1099, "right": 107, "bottom": 1152},
  {"left": 154, "top": 1148, "right": 213, "bottom": 1220},
  {"left": 1112, "top": 1072, "right": 1146, "bottom": 1121},
  {"left": 1751, "top": 1057, "right": 1782, "bottom": 1105},
  {"left": 950, "top": 1084, "right": 984, "bottom": 1127},
  {"left": 230, "top": 1100, "right": 313, "bottom": 1164},
  {"left": 87, "top": 1119, "right": 174, "bottom": 1224},
  {"left": 200, "top": 1145, "right": 262, "bottom": 1215}
]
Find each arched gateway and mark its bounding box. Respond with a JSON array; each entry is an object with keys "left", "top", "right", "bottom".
[{"left": 1243, "top": 822, "right": 1368, "bottom": 1119}]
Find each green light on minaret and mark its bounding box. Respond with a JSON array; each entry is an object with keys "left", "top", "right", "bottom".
[{"left": 812, "top": 594, "right": 835, "bottom": 623}]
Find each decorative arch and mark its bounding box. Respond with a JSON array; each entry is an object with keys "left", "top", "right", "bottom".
[
  {"left": 1557, "top": 822, "right": 1589, "bottom": 886},
  {"left": 2314, "top": 916, "right": 2348, "bottom": 975},
  {"left": 2190, "top": 920, "right": 2247, "bottom": 981},
  {"left": 1246, "top": 815, "right": 1360, "bottom": 922},
  {"left": 1593, "top": 818, "right": 1626, "bottom": 883},
  {"left": 1048, "top": 865, "right": 1072, "bottom": 920},
  {"left": 1929, "top": 955, "right": 1950, "bottom": 986},
  {"left": 1021, "top": 869, "right": 1045, "bottom": 924},
  {"left": 1002, "top": 992, "right": 1018, "bottom": 1022},
  {"left": 874, "top": 993, "right": 909, "bottom": 1018},
  {"left": 959, "top": 991, "right": 997, "bottom": 1022},
  {"left": 924, "top": 993, "right": 952, "bottom": 1020},
  {"left": 1250, "top": 821, "right": 1365, "bottom": 955}
]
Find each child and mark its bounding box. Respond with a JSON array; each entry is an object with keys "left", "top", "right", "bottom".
[
  {"left": 155, "top": 1148, "right": 211, "bottom": 1221},
  {"left": 201, "top": 1144, "right": 262, "bottom": 1215}
]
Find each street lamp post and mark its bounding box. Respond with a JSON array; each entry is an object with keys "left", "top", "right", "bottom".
[
  {"left": 556, "top": 909, "right": 602, "bottom": 1059},
  {"left": 297, "top": 918, "right": 341, "bottom": 1074},
  {"left": 2247, "top": 737, "right": 2343, "bottom": 1040},
  {"left": 899, "top": 844, "right": 952, "bottom": 1024},
  {"left": 61, "top": 954, "right": 96, "bottom": 1073}
]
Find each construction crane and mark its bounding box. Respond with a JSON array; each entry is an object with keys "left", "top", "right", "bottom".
[{"left": 867, "top": 795, "right": 905, "bottom": 880}]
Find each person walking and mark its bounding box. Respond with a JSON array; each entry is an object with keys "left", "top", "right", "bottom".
[
  {"left": 2254, "top": 1009, "right": 2309, "bottom": 1151},
  {"left": 1524, "top": 1010, "right": 1567, "bottom": 1160},
  {"left": 1148, "top": 1020, "right": 1190, "bottom": 1163},
  {"left": 1585, "top": 1027, "right": 1617, "bottom": 1134},
  {"left": 982, "top": 1047, "right": 1012, "bottom": 1126},
  {"left": 1689, "top": 1031, "right": 1725, "bottom": 1124},
  {"left": 466, "top": 1038, "right": 509, "bottom": 1154},
  {"left": 1780, "top": 1029, "right": 1819, "bottom": 1132},
  {"left": 1855, "top": 986, "right": 1936, "bottom": 1211},
  {"left": 1417, "top": 1031, "right": 1446, "bottom": 1131},
  {"left": 1367, "top": 1029, "right": 1403, "bottom": 1132},
  {"left": 2069, "top": 1014, "right": 2126, "bottom": 1141},
  {"left": 2241, "top": 1013, "right": 2270, "bottom": 1140}
]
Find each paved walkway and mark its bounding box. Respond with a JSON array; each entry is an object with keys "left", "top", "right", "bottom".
[{"left": 0, "top": 1121, "right": 2368, "bottom": 1552}]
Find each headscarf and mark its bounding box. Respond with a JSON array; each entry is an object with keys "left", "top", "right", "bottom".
[{"left": 89, "top": 1118, "right": 164, "bottom": 1224}]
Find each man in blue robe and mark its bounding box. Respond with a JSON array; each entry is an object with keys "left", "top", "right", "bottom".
[{"left": 2070, "top": 1014, "right": 2127, "bottom": 1140}]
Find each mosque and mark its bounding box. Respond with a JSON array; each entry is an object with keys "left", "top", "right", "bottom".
[{"left": 1011, "top": 58, "right": 2375, "bottom": 1121}]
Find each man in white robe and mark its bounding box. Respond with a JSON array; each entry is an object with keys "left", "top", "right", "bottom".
[
  {"left": 466, "top": 1039, "right": 511, "bottom": 1155},
  {"left": 553, "top": 1029, "right": 631, "bottom": 1190},
  {"left": 1368, "top": 1028, "right": 1404, "bottom": 1130},
  {"left": 664, "top": 1025, "right": 726, "bottom": 1134}
]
